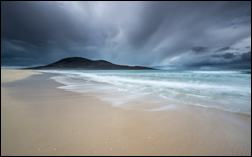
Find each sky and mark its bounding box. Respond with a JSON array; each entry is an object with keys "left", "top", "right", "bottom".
[{"left": 1, "top": 1, "right": 251, "bottom": 69}]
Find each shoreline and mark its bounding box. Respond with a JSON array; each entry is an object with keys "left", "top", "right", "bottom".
[
  {"left": 46, "top": 69, "right": 251, "bottom": 116},
  {"left": 1, "top": 69, "right": 251, "bottom": 155},
  {"left": 1, "top": 69, "right": 41, "bottom": 83}
]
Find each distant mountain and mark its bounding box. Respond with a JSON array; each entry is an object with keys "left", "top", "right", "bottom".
[{"left": 29, "top": 57, "right": 154, "bottom": 70}]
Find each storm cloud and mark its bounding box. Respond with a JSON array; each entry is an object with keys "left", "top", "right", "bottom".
[{"left": 1, "top": 1, "right": 251, "bottom": 69}]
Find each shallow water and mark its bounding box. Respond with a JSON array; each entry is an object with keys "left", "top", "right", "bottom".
[{"left": 42, "top": 70, "right": 251, "bottom": 114}]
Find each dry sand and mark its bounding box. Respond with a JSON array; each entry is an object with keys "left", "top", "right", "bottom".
[
  {"left": 1, "top": 69, "right": 40, "bottom": 83},
  {"left": 1, "top": 69, "right": 251, "bottom": 156}
]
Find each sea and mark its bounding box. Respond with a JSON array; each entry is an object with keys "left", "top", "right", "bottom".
[{"left": 41, "top": 70, "right": 251, "bottom": 114}]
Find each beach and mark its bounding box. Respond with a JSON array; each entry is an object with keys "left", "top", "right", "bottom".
[{"left": 1, "top": 69, "right": 251, "bottom": 156}]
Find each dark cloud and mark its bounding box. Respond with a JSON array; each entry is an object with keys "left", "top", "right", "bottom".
[
  {"left": 241, "top": 51, "right": 251, "bottom": 63},
  {"left": 1, "top": 1, "right": 251, "bottom": 69},
  {"left": 212, "top": 53, "right": 235, "bottom": 59},
  {"left": 192, "top": 46, "right": 208, "bottom": 54},
  {"left": 216, "top": 46, "right": 230, "bottom": 52},
  {"left": 186, "top": 51, "right": 251, "bottom": 69},
  {"left": 222, "top": 53, "right": 235, "bottom": 59}
]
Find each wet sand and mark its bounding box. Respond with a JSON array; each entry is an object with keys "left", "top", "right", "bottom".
[{"left": 1, "top": 69, "right": 251, "bottom": 155}]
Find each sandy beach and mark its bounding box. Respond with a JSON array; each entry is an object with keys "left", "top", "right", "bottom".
[{"left": 1, "top": 69, "right": 251, "bottom": 156}]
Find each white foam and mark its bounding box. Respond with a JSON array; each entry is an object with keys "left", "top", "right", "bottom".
[
  {"left": 191, "top": 70, "right": 240, "bottom": 74},
  {"left": 43, "top": 70, "right": 251, "bottom": 113},
  {"left": 145, "top": 104, "right": 177, "bottom": 112},
  {"left": 68, "top": 72, "right": 248, "bottom": 94}
]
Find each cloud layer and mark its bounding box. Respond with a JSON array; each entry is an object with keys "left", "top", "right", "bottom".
[{"left": 1, "top": 1, "right": 251, "bottom": 69}]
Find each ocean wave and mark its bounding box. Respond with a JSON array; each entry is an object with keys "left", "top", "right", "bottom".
[{"left": 42, "top": 70, "right": 251, "bottom": 114}]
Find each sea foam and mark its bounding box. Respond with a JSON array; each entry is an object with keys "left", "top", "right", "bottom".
[{"left": 42, "top": 70, "right": 251, "bottom": 114}]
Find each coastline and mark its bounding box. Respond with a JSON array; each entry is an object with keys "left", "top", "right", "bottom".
[
  {"left": 1, "top": 69, "right": 251, "bottom": 156},
  {"left": 1, "top": 69, "right": 40, "bottom": 83}
]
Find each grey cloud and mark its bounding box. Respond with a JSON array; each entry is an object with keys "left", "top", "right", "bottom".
[
  {"left": 1, "top": 1, "right": 251, "bottom": 69},
  {"left": 212, "top": 53, "right": 236, "bottom": 59},
  {"left": 192, "top": 46, "right": 208, "bottom": 54},
  {"left": 221, "top": 53, "right": 236, "bottom": 59},
  {"left": 182, "top": 51, "right": 251, "bottom": 70},
  {"left": 216, "top": 46, "right": 231, "bottom": 52}
]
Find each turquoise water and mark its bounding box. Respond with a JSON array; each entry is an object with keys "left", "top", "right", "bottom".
[{"left": 43, "top": 70, "right": 251, "bottom": 114}]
